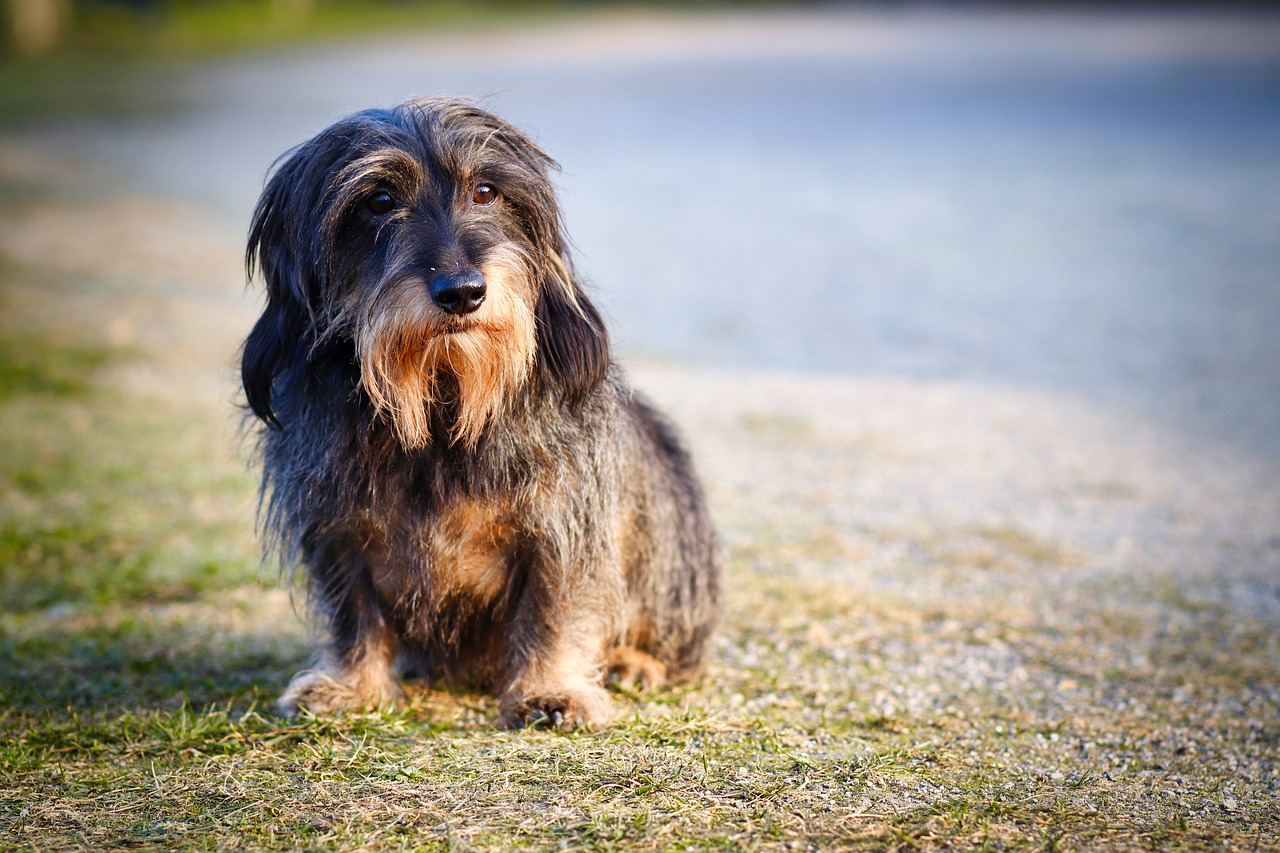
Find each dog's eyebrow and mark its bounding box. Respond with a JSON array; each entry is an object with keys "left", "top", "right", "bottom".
[
  {"left": 324, "top": 148, "right": 426, "bottom": 238},
  {"left": 450, "top": 123, "right": 551, "bottom": 178},
  {"left": 474, "top": 128, "right": 503, "bottom": 156},
  {"left": 334, "top": 147, "right": 424, "bottom": 190}
]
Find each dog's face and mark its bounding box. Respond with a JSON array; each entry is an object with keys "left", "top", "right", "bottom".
[{"left": 243, "top": 99, "right": 607, "bottom": 449}]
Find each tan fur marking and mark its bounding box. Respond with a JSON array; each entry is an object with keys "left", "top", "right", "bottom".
[
  {"left": 606, "top": 647, "right": 667, "bottom": 691},
  {"left": 357, "top": 244, "right": 536, "bottom": 449},
  {"left": 434, "top": 497, "right": 517, "bottom": 602}
]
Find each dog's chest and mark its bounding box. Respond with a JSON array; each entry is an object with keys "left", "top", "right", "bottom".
[{"left": 367, "top": 496, "right": 519, "bottom": 607}]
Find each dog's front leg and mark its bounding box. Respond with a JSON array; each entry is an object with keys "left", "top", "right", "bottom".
[
  {"left": 497, "top": 552, "right": 620, "bottom": 729},
  {"left": 278, "top": 555, "right": 404, "bottom": 717}
]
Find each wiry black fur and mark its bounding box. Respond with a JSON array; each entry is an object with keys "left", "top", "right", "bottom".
[{"left": 242, "top": 99, "right": 721, "bottom": 728}]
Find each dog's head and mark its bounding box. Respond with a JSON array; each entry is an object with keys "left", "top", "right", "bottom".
[{"left": 242, "top": 98, "right": 608, "bottom": 449}]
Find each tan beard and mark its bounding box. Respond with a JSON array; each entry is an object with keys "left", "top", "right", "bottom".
[{"left": 356, "top": 250, "right": 536, "bottom": 450}]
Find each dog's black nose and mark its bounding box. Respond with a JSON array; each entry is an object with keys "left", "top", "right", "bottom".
[{"left": 429, "top": 270, "right": 487, "bottom": 315}]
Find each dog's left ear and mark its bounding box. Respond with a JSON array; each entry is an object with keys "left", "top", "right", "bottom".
[{"left": 534, "top": 266, "right": 610, "bottom": 408}]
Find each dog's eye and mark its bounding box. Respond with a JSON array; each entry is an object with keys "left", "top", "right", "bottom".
[
  {"left": 472, "top": 184, "right": 498, "bottom": 206},
  {"left": 367, "top": 191, "right": 396, "bottom": 215}
]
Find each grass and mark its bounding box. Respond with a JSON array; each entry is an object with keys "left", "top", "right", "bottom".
[
  {"left": 0, "top": 85, "right": 1277, "bottom": 852},
  {"left": 0, "top": 325, "right": 258, "bottom": 615},
  {"left": 63, "top": 0, "right": 567, "bottom": 56},
  {"left": 5, "top": 569, "right": 1275, "bottom": 850},
  {"left": 0, "top": 330, "right": 113, "bottom": 400}
]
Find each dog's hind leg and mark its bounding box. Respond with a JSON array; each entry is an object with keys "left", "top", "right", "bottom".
[{"left": 605, "top": 646, "right": 667, "bottom": 691}]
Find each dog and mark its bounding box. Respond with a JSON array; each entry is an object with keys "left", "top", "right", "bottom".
[{"left": 241, "top": 98, "right": 722, "bottom": 729}]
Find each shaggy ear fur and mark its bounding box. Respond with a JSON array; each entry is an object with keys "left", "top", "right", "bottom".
[
  {"left": 534, "top": 272, "right": 610, "bottom": 408},
  {"left": 242, "top": 114, "right": 389, "bottom": 428},
  {"left": 242, "top": 168, "right": 311, "bottom": 429},
  {"left": 241, "top": 299, "right": 300, "bottom": 430}
]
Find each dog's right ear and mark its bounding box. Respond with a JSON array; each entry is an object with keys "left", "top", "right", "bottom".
[
  {"left": 241, "top": 295, "right": 298, "bottom": 431},
  {"left": 243, "top": 151, "right": 313, "bottom": 430},
  {"left": 242, "top": 125, "right": 363, "bottom": 429}
]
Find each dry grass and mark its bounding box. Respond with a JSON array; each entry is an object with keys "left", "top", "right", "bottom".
[{"left": 1, "top": 140, "right": 1277, "bottom": 852}]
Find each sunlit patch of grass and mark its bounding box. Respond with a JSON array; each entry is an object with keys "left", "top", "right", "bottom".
[
  {"left": 0, "top": 332, "right": 114, "bottom": 400},
  {"left": 0, "top": 286, "right": 266, "bottom": 718},
  {"left": 0, "top": 388, "right": 260, "bottom": 612},
  {"left": 918, "top": 523, "right": 1080, "bottom": 573},
  {"left": 0, "top": 292, "right": 260, "bottom": 615},
  {"left": 1, "top": 519, "right": 167, "bottom": 610}
]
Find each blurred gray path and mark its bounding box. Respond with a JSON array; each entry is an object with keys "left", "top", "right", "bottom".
[{"left": 63, "top": 8, "right": 1280, "bottom": 465}]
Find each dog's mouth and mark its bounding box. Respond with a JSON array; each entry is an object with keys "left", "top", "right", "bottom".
[
  {"left": 429, "top": 316, "right": 512, "bottom": 341},
  {"left": 438, "top": 318, "right": 475, "bottom": 336}
]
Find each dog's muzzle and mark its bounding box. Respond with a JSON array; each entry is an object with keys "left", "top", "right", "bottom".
[{"left": 430, "top": 269, "right": 487, "bottom": 316}]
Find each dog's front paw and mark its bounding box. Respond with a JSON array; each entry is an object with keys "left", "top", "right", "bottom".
[
  {"left": 277, "top": 668, "right": 404, "bottom": 717},
  {"left": 498, "top": 684, "right": 613, "bottom": 730}
]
